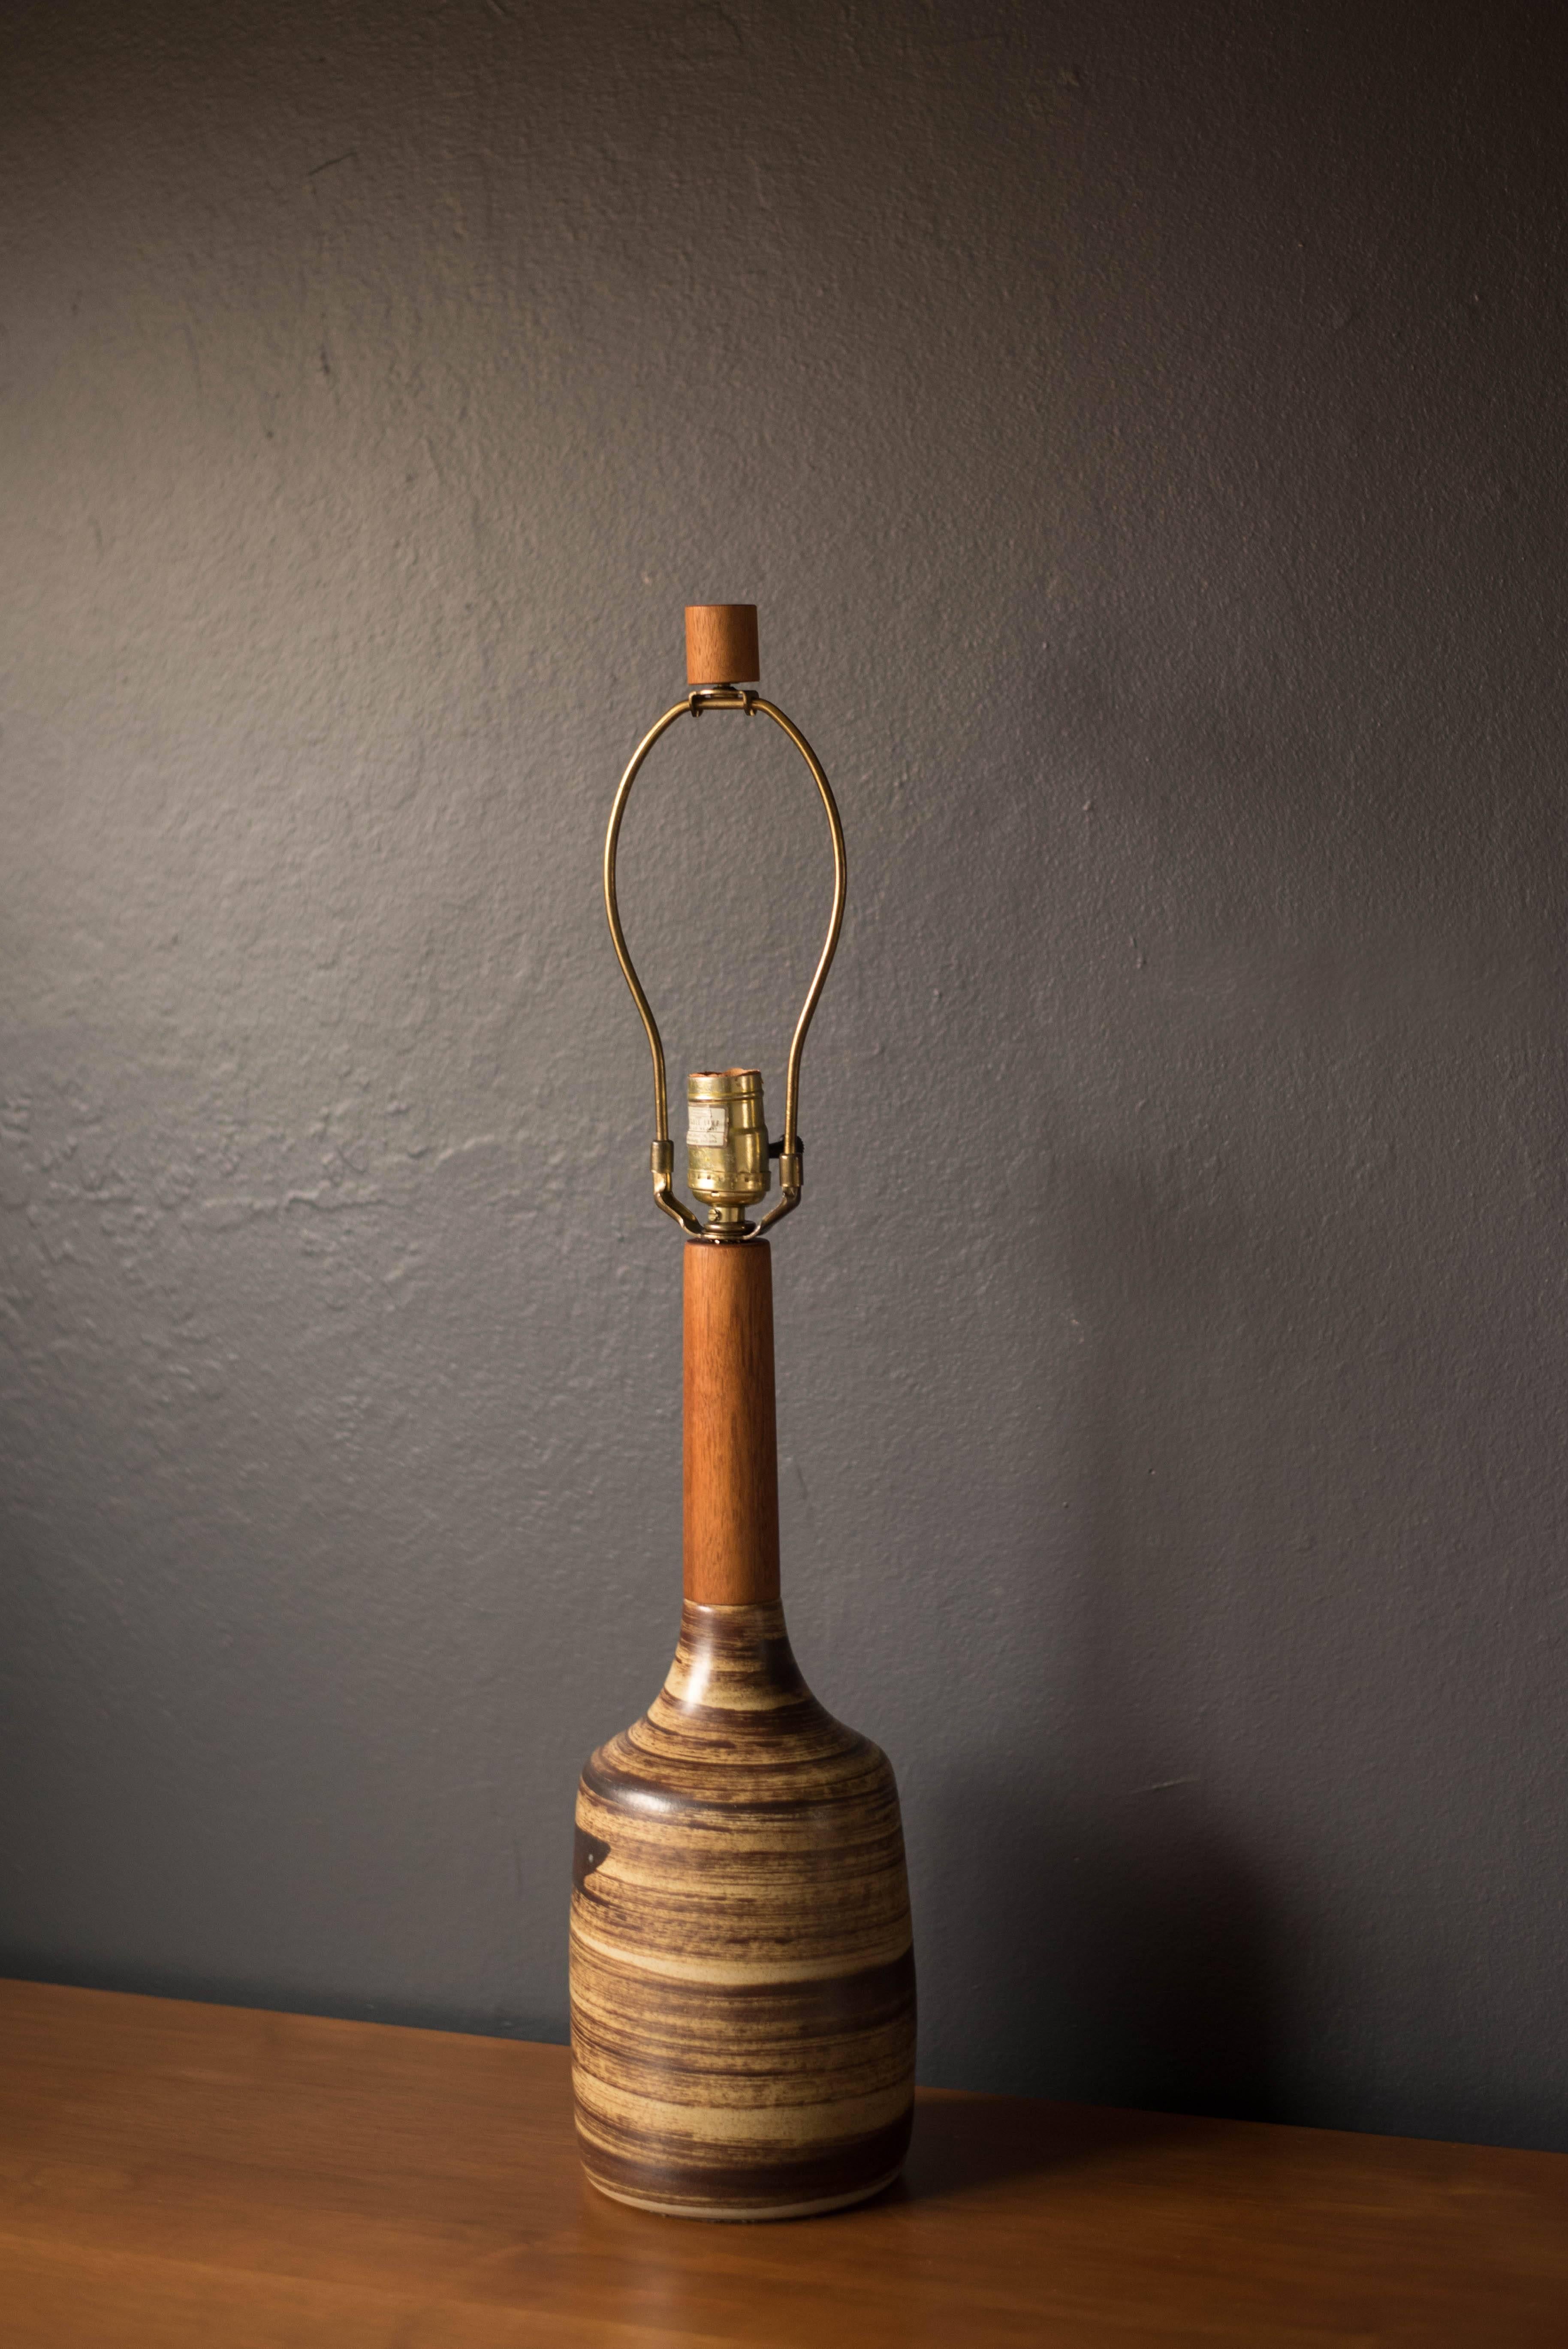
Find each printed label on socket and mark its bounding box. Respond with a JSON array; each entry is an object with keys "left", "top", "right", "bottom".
[{"left": 688, "top": 1102, "right": 729, "bottom": 1146}]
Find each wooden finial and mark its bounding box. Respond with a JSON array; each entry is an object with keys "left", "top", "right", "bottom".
[{"left": 686, "top": 604, "right": 760, "bottom": 687}]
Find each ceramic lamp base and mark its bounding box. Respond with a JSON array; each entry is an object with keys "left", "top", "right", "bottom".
[{"left": 570, "top": 1601, "right": 916, "bottom": 2222}]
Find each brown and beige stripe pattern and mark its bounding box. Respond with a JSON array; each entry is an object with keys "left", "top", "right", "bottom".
[{"left": 570, "top": 1600, "right": 916, "bottom": 2220}]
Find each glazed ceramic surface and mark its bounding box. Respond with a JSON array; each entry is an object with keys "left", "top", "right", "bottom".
[{"left": 570, "top": 1599, "right": 916, "bottom": 2219}]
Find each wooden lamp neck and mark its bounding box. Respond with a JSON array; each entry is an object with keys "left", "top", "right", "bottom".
[{"left": 682, "top": 1241, "right": 781, "bottom": 1606}]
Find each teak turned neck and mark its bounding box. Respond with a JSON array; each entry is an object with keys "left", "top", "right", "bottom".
[{"left": 683, "top": 1240, "right": 780, "bottom": 1605}]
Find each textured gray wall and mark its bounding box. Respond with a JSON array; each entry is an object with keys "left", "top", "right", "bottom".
[{"left": 3, "top": 0, "right": 1566, "bottom": 2150}]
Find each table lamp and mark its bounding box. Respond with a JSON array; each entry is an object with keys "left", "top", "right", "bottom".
[{"left": 568, "top": 604, "right": 917, "bottom": 2221}]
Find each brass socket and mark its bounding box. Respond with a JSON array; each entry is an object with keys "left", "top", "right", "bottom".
[{"left": 687, "top": 1070, "right": 771, "bottom": 1219}]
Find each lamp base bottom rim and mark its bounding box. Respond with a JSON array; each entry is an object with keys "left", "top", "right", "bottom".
[{"left": 583, "top": 2165, "right": 904, "bottom": 2224}]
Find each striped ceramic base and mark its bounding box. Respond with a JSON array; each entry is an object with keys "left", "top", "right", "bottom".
[{"left": 570, "top": 1601, "right": 916, "bottom": 2222}]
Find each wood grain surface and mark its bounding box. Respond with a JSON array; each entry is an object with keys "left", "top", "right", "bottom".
[
  {"left": 570, "top": 1599, "right": 916, "bottom": 2217},
  {"left": 2, "top": 1980, "right": 1565, "bottom": 2346},
  {"left": 682, "top": 1238, "right": 779, "bottom": 1606},
  {"left": 685, "top": 603, "right": 760, "bottom": 686}
]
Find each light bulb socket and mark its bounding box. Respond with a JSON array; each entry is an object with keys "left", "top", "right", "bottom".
[{"left": 686, "top": 1069, "right": 771, "bottom": 1215}]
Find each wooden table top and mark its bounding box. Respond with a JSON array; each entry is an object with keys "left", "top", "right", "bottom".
[{"left": 1, "top": 1978, "right": 1564, "bottom": 2345}]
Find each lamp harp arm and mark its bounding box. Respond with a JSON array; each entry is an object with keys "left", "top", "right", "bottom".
[{"left": 602, "top": 690, "right": 847, "bottom": 1242}]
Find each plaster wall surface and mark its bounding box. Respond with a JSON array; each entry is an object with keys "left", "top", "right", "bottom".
[{"left": 3, "top": 0, "right": 1566, "bottom": 2147}]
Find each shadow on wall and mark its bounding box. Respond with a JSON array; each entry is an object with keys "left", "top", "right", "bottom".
[
  {"left": 917, "top": 1132, "right": 1294, "bottom": 2121},
  {"left": 924, "top": 1777, "right": 1279, "bottom": 2122}
]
